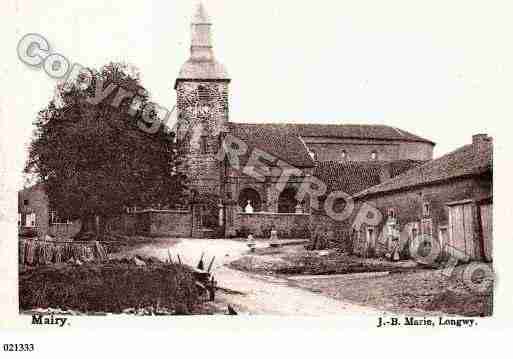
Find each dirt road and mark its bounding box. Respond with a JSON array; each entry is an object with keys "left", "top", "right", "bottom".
[{"left": 114, "top": 238, "right": 384, "bottom": 316}]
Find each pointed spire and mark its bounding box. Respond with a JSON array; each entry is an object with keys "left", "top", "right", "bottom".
[
  {"left": 175, "top": 2, "right": 230, "bottom": 84},
  {"left": 193, "top": 1, "right": 211, "bottom": 24}
]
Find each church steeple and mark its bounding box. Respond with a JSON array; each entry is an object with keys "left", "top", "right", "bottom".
[
  {"left": 175, "top": 1, "right": 229, "bottom": 87},
  {"left": 190, "top": 2, "right": 213, "bottom": 61}
]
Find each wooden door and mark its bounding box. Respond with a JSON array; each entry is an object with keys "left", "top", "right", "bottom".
[
  {"left": 448, "top": 202, "right": 479, "bottom": 260},
  {"left": 366, "top": 227, "right": 376, "bottom": 257}
]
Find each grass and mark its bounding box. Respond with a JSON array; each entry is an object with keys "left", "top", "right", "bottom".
[
  {"left": 228, "top": 244, "right": 493, "bottom": 316},
  {"left": 19, "top": 259, "right": 202, "bottom": 315},
  {"left": 229, "top": 246, "right": 418, "bottom": 276}
]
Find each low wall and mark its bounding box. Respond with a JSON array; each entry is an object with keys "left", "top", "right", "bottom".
[
  {"left": 233, "top": 212, "right": 310, "bottom": 239},
  {"left": 108, "top": 214, "right": 138, "bottom": 235},
  {"left": 146, "top": 210, "right": 192, "bottom": 237},
  {"left": 108, "top": 210, "right": 192, "bottom": 237}
]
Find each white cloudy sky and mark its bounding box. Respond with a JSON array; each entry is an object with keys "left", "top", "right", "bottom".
[{"left": 2, "top": 0, "right": 512, "bottom": 188}]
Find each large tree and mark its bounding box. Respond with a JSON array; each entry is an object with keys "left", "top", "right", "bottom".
[{"left": 25, "top": 63, "right": 187, "bottom": 239}]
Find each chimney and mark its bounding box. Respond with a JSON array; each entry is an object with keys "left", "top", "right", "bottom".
[{"left": 472, "top": 133, "right": 491, "bottom": 153}]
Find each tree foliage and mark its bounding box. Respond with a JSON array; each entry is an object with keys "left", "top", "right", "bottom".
[{"left": 25, "top": 63, "right": 187, "bottom": 234}]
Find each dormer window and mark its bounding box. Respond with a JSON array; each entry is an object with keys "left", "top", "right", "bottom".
[
  {"left": 371, "top": 151, "right": 377, "bottom": 160},
  {"left": 388, "top": 208, "right": 396, "bottom": 219},
  {"left": 341, "top": 150, "right": 347, "bottom": 160}
]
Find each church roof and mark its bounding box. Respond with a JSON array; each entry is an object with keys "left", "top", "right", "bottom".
[
  {"left": 353, "top": 136, "right": 493, "bottom": 199},
  {"left": 229, "top": 123, "right": 434, "bottom": 144},
  {"left": 227, "top": 122, "right": 434, "bottom": 168},
  {"left": 313, "top": 160, "right": 424, "bottom": 196}
]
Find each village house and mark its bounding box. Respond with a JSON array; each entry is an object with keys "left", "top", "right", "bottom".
[
  {"left": 349, "top": 134, "right": 493, "bottom": 262},
  {"left": 18, "top": 184, "right": 81, "bottom": 240}
]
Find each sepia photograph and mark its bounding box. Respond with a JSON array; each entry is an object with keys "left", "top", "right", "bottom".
[{"left": 1, "top": 0, "right": 512, "bottom": 356}]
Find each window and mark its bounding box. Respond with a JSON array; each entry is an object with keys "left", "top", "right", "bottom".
[
  {"left": 197, "top": 85, "right": 210, "bottom": 101},
  {"left": 23, "top": 199, "right": 29, "bottom": 206},
  {"left": 26, "top": 213, "right": 36, "bottom": 227},
  {"left": 423, "top": 201, "right": 430, "bottom": 217},
  {"left": 421, "top": 218, "right": 433, "bottom": 239},
  {"left": 341, "top": 150, "right": 347, "bottom": 160},
  {"left": 200, "top": 135, "right": 208, "bottom": 154},
  {"left": 371, "top": 151, "right": 377, "bottom": 160},
  {"left": 388, "top": 208, "right": 396, "bottom": 219},
  {"left": 410, "top": 223, "right": 419, "bottom": 241}
]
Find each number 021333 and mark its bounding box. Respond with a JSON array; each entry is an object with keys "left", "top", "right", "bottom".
[{"left": 3, "top": 344, "right": 35, "bottom": 352}]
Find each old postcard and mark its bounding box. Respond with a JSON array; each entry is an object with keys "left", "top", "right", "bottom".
[{"left": 1, "top": 0, "right": 512, "bottom": 356}]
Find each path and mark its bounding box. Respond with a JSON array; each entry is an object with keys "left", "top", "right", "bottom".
[{"left": 115, "top": 238, "right": 385, "bottom": 316}]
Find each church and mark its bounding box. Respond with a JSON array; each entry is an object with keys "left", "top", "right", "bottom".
[{"left": 173, "top": 3, "right": 434, "bottom": 238}]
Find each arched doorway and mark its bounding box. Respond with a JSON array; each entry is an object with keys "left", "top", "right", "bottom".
[
  {"left": 238, "top": 188, "right": 262, "bottom": 212},
  {"left": 278, "top": 187, "right": 299, "bottom": 213}
]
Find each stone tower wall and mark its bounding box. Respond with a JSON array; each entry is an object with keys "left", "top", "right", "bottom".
[{"left": 176, "top": 80, "right": 229, "bottom": 196}]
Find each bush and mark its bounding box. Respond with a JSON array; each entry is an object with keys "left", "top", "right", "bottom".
[{"left": 19, "top": 261, "right": 201, "bottom": 314}]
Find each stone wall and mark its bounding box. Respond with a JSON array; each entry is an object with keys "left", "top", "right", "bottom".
[
  {"left": 147, "top": 210, "right": 192, "bottom": 237},
  {"left": 108, "top": 214, "right": 138, "bottom": 235},
  {"left": 349, "top": 176, "right": 491, "bottom": 259},
  {"left": 232, "top": 212, "right": 310, "bottom": 239},
  {"left": 135, "top": 210, "right": 192, "bottom": 237},
  {"left": 175, "top": 81, "right": 229, "bottom": 198},
  {"left": 302, "top": 137, "right": 433, "bottom": 162},
  {"left": 108, "top": 210, "right": 193, "bottom": 237},
  {"left": 397, "top": 141, "right": 434, "bottom": 162}
]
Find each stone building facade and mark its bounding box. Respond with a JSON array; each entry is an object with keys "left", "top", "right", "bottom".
[
  {"left": 168, "top": 4, "right": 437, "bottom": 238},
  {"left": 18, "top": 184, "right": 81, "bottom": 240},
  {"left": 173, "top": 4, "right": 435, "bottom": 238},
  {"left": 349, "top": 134, "right": 493, "bottom": 261}
]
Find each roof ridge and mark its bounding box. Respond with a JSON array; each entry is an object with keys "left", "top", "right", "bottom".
[
  {"left": 230, "top": 122, "right": 389, "bottom": 127},
  {"left": 228, "top": 122, "right": 435, "bottom": 144},
  {"left": 353, "top": 143, "right": 476, "bottom": 198}
]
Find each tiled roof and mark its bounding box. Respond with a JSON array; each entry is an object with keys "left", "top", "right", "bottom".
[
  {"left": 354, "top": 140, "right": 493, "bottom": 199},
  {"left": 227, "top": 123, "right": 315, "bottom": 168},
  {"left": 229, "top": 122, "right": 434, "bottom": 144},
  {"left": 313, "top": 160, "right": 424, "bottom": 196}
]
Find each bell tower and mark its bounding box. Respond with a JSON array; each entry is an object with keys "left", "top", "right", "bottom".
[{"left": 175, "top": 2, "right": 230, "bottom": 196}]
